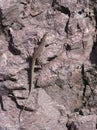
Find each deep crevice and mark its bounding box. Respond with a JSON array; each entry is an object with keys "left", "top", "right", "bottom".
[
  {"left": 7, "top": 29, "right": 21, "bottom": 55},
  {"left": 66, "top": 121, "right": 78, "bottom": 130},
  {"left": 94, "top": 7, "right": 97, "bottom": 29},
  {"left": 52, "top": 1, "right": 70, "bottom": 17},
  {"left": 89, "top": 35, "right": 97, "bottom": 65},
  {"left": 0, "top": 8, "right": 6, "bottom": 34},
  {"left": 47, "top": 55, "right": 57, "bottom": 61}
]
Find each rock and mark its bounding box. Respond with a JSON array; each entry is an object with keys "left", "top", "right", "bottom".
[
  {"left": 70, "top": 115, "right": 96, "bottom": 130},
  {"left": 0, "top": 0, "right": 97, "bottom": 129}
]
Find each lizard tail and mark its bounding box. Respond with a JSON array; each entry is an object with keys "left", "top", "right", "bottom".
[{"left": 18, "top": 59, "right": 35, "bottom": 124}]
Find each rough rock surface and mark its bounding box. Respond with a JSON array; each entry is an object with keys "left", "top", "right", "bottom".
[{"left": 0, "top": 0, "right": 97, "bottom": 130}]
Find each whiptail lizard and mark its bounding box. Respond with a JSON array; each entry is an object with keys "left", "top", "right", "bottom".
[{"left": 19, "top": 32, "right": 48, "bottom": 123}]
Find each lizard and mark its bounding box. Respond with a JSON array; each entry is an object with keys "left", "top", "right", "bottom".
[{"left": 19, "top": 32, "right": 48, "bottom": 123}]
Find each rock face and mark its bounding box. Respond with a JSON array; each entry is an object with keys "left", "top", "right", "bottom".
[{"left": 0, "top": 0, "right": 97, "bottom": 130}]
